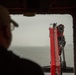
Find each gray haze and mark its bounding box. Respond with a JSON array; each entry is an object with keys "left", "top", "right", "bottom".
[{"left": 10, "top": 14, "right": 73, "bottom": 47}]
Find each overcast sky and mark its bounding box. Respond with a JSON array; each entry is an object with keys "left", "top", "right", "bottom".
[{"left": 10, "top": 14, "right": 73, "bottom": 47}]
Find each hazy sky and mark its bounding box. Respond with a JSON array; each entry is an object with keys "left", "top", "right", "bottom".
[{"left": 10, "top": 14, "right": 73, "bottom": 47}]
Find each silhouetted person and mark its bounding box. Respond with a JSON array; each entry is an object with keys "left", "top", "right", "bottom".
[{"left": 0, "top": 5, "right": 45, "bottom": 75}]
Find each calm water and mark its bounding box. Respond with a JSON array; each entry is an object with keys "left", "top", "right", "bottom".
[{"left": 9, "top": 44, "right": 74, "bottom": 75}]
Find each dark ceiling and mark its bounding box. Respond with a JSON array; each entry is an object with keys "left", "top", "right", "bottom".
[{"left": 0, "top": 0, "right": 76, "bottom": 14}]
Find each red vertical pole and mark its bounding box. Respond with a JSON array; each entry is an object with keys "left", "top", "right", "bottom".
[
  {"left": 49, "top": 27, "right": 56, "bottom": 75},
  {"left": 54, "top": 28, "right": 60, "bottom": 75},
  {"left": 49, "top": 26, "right": 60, "bottom": 75}
]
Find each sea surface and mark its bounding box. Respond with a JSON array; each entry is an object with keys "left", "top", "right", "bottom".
[{"left": 9, "top": 44, "right": 74, "bottom": 75}]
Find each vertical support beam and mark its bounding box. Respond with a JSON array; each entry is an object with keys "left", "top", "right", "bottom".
[
  {"left": 49, "top": 25, "right": 60, "bottom": 75},
  {"left": 49, "top": 27, "right": 56, "bottom": 75},
  {"left": 54, "top": 28, "right": 60, "bottom": 75},
  {"left": 72, "top": 13, "right": 76, "bottom": 75}
]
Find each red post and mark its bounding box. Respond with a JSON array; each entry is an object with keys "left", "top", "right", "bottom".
[
  {"left": 49, "top": 27, "right": 56, "bottom": 75},
  {"left": 49, "top": 25, "right": 60, "bottom": 75}
]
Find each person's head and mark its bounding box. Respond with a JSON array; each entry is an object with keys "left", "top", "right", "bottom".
[{"left": 0, "top": 5, "right": 18, "bottom": 49}]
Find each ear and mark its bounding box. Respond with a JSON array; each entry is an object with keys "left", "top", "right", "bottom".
[{"left": 2, "top": 26, "right": 10, "bottom": 39}]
